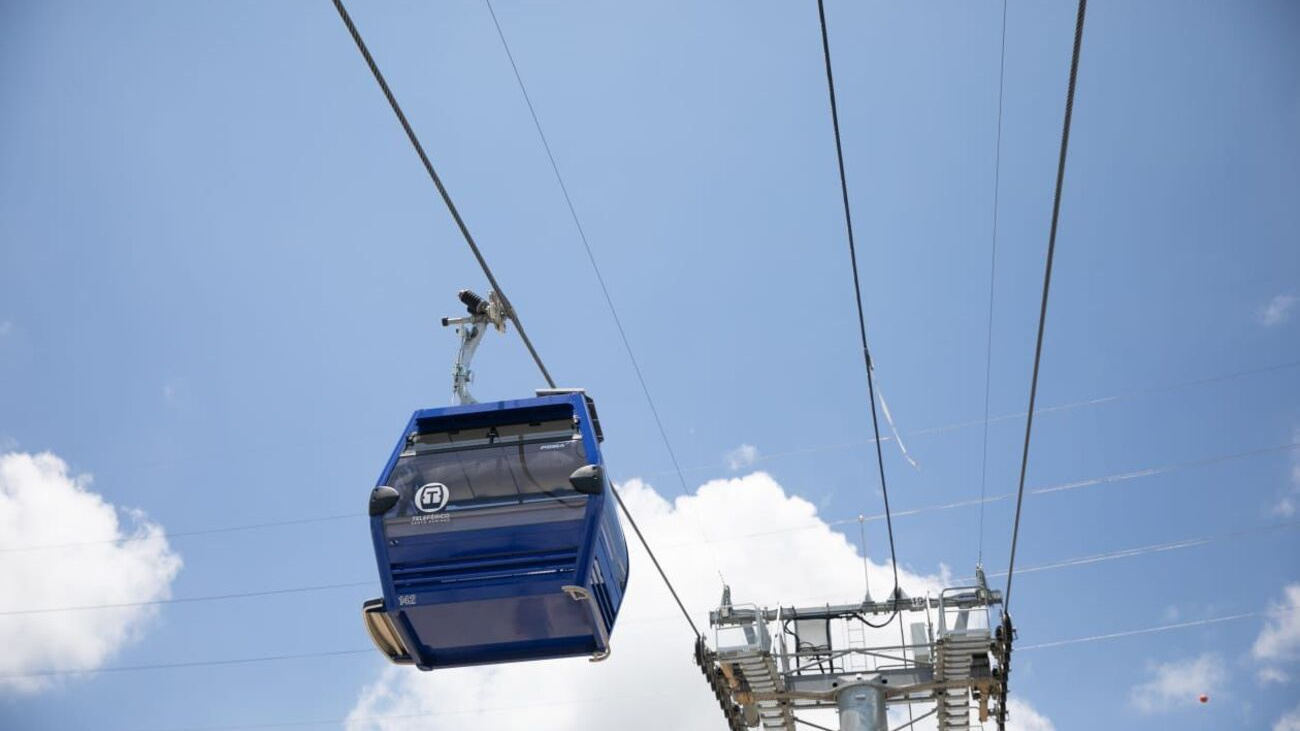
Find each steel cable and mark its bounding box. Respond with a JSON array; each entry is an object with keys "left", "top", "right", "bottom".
[
  {"left": 1003, "top": 0, "right": 1088, "bottom": 615},
  {"left": 815, "top": 0, "right": 904, "bottom": 629}
]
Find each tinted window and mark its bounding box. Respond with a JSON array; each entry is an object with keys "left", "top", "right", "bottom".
[{"left": 385, "top": 436, "right": 589, "bottom": 516}]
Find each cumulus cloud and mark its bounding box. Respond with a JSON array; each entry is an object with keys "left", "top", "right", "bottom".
[
  {"left": 1130, "top": 653, "right": 1225, "bottom": 713},
  {"left": 879, "top": 696, "right": 1053, "bottom": 731},
  {"left": 883, "top": 697, "right": 1054, "bottom": 731},
  {"left": 346, "top": 472, "right": 968, "bottom": 730},
  {"left": 1276, "top": 703, "right": 1300, "bottom": 731},
  {"left": 1259, "top": 294, "right": 1298, "bottom": 326},
  {"left": 0, "top": 451, "right": 182, "bottom": 693},
  {"left": 724, "top": 444, "right": 759, "bottom": 471},
  {"left": 1006, "top": 698, "right": 1057, "bottom": 731},
  {"left": 1258, "top": 666, "right": 1290, "bottom": 685},
  {"left": 1253, "top": 584, "right": 1300, "bottom": 665}
]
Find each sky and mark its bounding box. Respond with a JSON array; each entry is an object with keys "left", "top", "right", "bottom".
[{"left": 0, "top": 0, "right": 1298, "bottom": 729}]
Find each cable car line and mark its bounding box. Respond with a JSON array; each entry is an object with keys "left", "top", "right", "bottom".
[
  {"left": 123, "top": 692, "right": 652, "bottom": 731},
  {"left": 773, "top": 520, "right": 1300, "bottom": 611},
  {"left": 330, "top": 0, "right": 704, "bottom": 647},
  {"left": 665, "top": 441, "right": 1300, "bottom": 543},
  {"left": 610, "top": 482, "right": 701, "bottom": 637},
  {"left": 18, "top": 600, "right": 1292, "bottom": 689},
  {"left": 10, "top": 513, "right": 1293, "bottom": 619},
  {"left": 646, "top": 356, "right": 1300, "bottom": 477},
  {"left": 4, "top": 437, "right": 1294, "bottom": 559},
  {"left": 1018, "top": 604, "right": 1300, "bottom": 651},
  {"left": 46, "top": 353, "right": 1288, "bottom": 488},
  {"left": 815, "top": 0, "right": 903, "bottom": 628},
  {"left": 329, "top": 0, "right": 554, "bottom": 389},
  {"left": 482, "top": 0, "right": 725, "bottom": 581},
  {"left": 0, "top": 580, "right": 374, "bottom": 616},
  {"left": 0, "top": 352, "right": 1281, "bottom": 553},
  {"left": 0, "top": 512, "right": 357, "bottom": 555},
  {"left": 16, "top": 604, "right": 1291, "bottom": 681},
  {"left": 977, "top": 0, "right": 1011, "bottom": 567},
  {"left": 7, "top": 616, "right": 692, "bottom": 680},
  {"left": 960, "top": 518, "right": 1300, "bottom": 582},
  {"left": 1003, "top": 0, "right": 1088, "bottom": 617},
  {"left": 0, "top": 649, "right": 374, "bottom": 680}
]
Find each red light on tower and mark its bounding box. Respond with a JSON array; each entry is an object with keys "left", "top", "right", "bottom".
[{"left": 1199, "top": 694, "right": 1209, "bottom": 704}]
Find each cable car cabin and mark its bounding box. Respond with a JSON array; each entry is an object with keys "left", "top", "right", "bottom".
[{"left": 362, "top": 391, "right": 629, "bottom": 670}]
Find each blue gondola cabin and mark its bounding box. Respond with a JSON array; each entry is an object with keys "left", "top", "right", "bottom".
[{"left": 362, "top": 390, "right": 629, "bottom": 669}]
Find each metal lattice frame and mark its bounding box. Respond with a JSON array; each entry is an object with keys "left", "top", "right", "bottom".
[{"left": 700, "top": 578, "right": 1013, "bottom": 731}]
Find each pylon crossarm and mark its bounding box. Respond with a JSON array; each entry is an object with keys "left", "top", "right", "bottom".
[{"left": 701, "top": 577, "right": 1010, "bottom": 731}]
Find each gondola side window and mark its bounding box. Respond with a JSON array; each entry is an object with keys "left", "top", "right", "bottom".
[{"left": 385, "top": 423, "right": 590, "bottom": 516}]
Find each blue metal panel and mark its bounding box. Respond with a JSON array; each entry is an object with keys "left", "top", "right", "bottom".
[{"left": 366, "top": 392, "right": 626, "bottom": 669}]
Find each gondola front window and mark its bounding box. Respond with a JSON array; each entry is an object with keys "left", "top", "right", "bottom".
[{"left": 384, "top": 420, "right": 591, "bottom": 517}]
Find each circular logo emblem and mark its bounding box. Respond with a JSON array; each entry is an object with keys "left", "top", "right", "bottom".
[{"left": 414, "top": 482, "right": 450, "bottom": 513}]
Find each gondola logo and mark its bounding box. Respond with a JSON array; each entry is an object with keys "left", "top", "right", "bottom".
[{"left": 415, "top": 482, "right": 449, "bottom": 513}]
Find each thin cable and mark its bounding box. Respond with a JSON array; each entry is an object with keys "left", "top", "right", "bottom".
[
  {"left": 793, "top": 717, "right": 837, "bottom": 731},
  {"left": 65, "top": 354, "right": 1293, "bottom": 487},
  {"left": 2, "top": 355, "right": 1278, "bottom": 556},
  {"left": 10, "top": 512, "right": 1293, "bottom": 619},
  {"left": 977, "top": 0, "right": 1010, "bottom": 566},
  {"left": 4, "top": 609, "right": 707, "bottom": 679},
  {"left": 610, "top": 485, "right": 701, "bottom": 638},
  {"left": 10, "top": 516, "right": 1294, "bottom": 619},
  {"left": 657, "top": 442, "right": 1300, "bottom": 547},
  {"left": 329, "top": 0, "right": 554, "bottom": 389},
  {"left": 4, "top": 439, "right": 1295, "bottom": 557},
  {"left": 1018, "top": 607, "right": 1300, "bottom": 651},
  {"left": 963, "top": 518, "right": 1300, "bottom": 582},
  {"left": 858, "top": 516, "right": 871, "bottom": 599},
  {"left": 122, "top": 693, "right": 649, "bottom": 731},
  {"left": 646, "top": 357, "right": 1300, "bottom": 478},
  {"left": 481, "top": 0, "right": 724, "bottom": 575},
  {"left": 35, "top": 606, "right": 1284, "bottom": 722},
  {"left": 1003, "top": 0, "right": 1088, "bottom": 615},
  {"left": 816, "top": 0, "right": 902, "bottom": 627},
  {"left": 1, "top": 649, "right": 372, "bottom": 680},
  {"left": 0, "top": 513, "right": 357, "bottom": 554},
  {"left": 897, "top": 606, "right": 916, "bottom": 727},
  {"left": 0, "top": 580, "right": 373, "bottom": 616}
]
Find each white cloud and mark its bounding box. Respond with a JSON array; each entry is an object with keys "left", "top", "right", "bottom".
[
  {"left": 346, "top": 471, "right": 959, "bottom": 730},
  {"left": 1259, "top": 294, "right": 1298, "bottom": 326},
  {"left": 0, "top": 451, "right": 182, "bottom": 693},
  {"left": 881, "top": 696, "right": 1053, "bottom": 731},
  {"left": 1258, "top": 666, "right": 1290, "bottom": 685},
  {"left": 1272, "top": 460, "right": 1300, "bottom": 518},
  {"left": 1253, "top": 584, "right": 1300, "bottom": 664},
  {"left": 1276, "top": 704, "right": 1300, "bottom": 731},
  {"left": 1276, "top": 497, "right": 1298, "bottom": 518},
  {"left": 724, "top": 443, "right": 759, "bottom": 471},
  {"left": 1130, "top": 653, "right": 1225, "bottom": 714},
  {"left": 1006, "top": 698, "right": 1057, "bottom": 731}
]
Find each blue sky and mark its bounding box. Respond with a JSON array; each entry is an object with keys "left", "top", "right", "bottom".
[{"left": 1, "top": 1, "right": 1297, "bottom": 729}]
